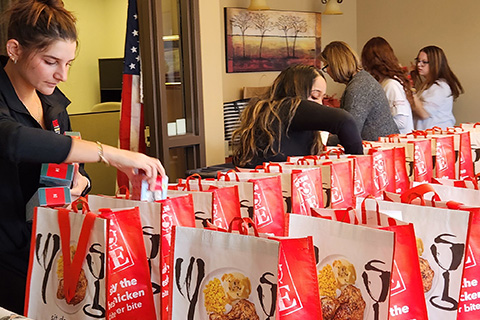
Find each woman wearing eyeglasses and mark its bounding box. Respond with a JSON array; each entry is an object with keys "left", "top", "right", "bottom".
[
  {"left": 321, "top": 41, "right": 399, "bottom": 141},
  {"left": 361, "top": 37, "right": 414, "bottom": 134},
  {"left": 232, "top": 64, "right": 363, "bottom": 168},
  {"left": 410, "top": 45, "right": 464, "bottom": 130}
]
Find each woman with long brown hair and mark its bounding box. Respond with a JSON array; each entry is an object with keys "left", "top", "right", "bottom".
[
  {"left": 361, "top": 37, "right": 414, "bottom": 134},
  {"left": 410, "top": 45, "right": 464, "bottom": 130},
  {"left": 232, "top": 64, "right": 363, "bottom": 168}
]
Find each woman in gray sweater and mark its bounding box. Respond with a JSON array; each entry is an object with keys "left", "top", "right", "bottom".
[{"left": 321, "top": 41, "right": 399, "bottom": 141}]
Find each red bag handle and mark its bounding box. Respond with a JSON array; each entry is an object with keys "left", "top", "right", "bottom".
[
  {"left": 57, "top": 208, "right": 97, "bottom": 304},
  {"left": 335, "top": 207, "right": 359, "bottom": 225},
  {"left": 382, "top": 191, "right": 394, "bottom": 202},
  {"left": 360, "top": 195, "right": 381, "bottom": 226},
  {"left": 217, "top": 170, "right": 240, "bottom": 181},
  {"left": 466, "top": 175, "right": 480, "bottom": 190},
  {"left": 265, "top": 163, "right": 283, "bottom": 173},
  {"left": 296, "top": 158, "right": 310, "bottom": 165},
  {"left": 184, "top": 173, "right": 203, "bottom": 191},
  {"left": 325, "top": 149, "right": 343, "bottom": 159},
  {"left": 446, "top": 200, "right": 465, "bottom": 210},
  {"left": 386, "top": 134, "right": 401, "bottom": 142},
  {"left": 362, "top": 141, "right": 373, "bottom": 147},
  {"left": 115, "top": 185, "right": 130, "bottom": 199},
  {"left": 253, "top": 165, "right": 265, "bottom": 172},
  {"left": 204, "top": 220, "right": 228, "bottom": 232},
  {"left": 400, "top": 184, "right": 441, "bottom": 206},
  {"left": 228, "top": 217, "right": 259, "bottom": 237},
  {"left": 70, "top": 197, "right": 90, "bottom": 214},
  {"left": 474, "top": 122, "right": 480, "bottom": 128}
]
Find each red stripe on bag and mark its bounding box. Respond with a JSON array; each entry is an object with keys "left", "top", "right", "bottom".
[{"left": 58, "top": 209, "right": 97, "bottom": 304}]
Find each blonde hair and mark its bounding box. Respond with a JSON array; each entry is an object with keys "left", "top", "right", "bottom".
[{"left": 321, "top": 41, "right": 361, "bottom": 84}]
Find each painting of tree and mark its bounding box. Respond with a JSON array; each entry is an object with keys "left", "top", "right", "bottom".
[{"left": 225, "top": 8, "right": 321, "bottom": 73}]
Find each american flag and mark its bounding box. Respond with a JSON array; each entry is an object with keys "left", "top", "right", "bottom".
[{"left": 118, "top": 0, "right": 145, "bottom": 187}]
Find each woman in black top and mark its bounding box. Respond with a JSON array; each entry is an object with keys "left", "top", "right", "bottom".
[
  {"left": 0, "top": 0, "right": 165, "bottom": 313},
  {"left": 232, "top": 64, "right": 363, "bottom": 168}
]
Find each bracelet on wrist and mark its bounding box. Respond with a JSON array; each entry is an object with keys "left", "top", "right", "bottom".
[{"left": 96, "top": 141, "right": 110, "bottom": 166}]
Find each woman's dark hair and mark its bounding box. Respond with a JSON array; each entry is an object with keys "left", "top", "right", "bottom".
[
  {"left": 361, "top": 36, "right": 415, "bottom": 108},
  {"left": 412, "top": 45, "right": 464, "bottom": 100},
  {"left": 4, "top": 0, "right": 77, "bottom": 54},
  {"left": 232, "top": 64, "right": 325, "bottom": 167}
]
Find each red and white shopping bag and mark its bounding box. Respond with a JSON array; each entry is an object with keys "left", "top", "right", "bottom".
[
  {"left": 98, "top": 208, "right": 156, "bottom": 320},
  {"left": 273, "top": 236, "right": 322, "bottom": 319},
  {"left": 393, "top": 147, "right": 411, "bottom": 193},
  {"left": 25, "top": 207, "right": 107, "bottom": 319},
  {"left": 369, "top": 198, "right": 470, "bottom": 320},
  {"left": 159, "top": 194, "right": 196, "bottom": 320},
  {"left": 348, "top": 155, "right": 376, "bottom": 199},
  {"left": 412, "top": 139, "right": 433, "bottom": 182},
  {"left": 324, "top": 160, "right": 355, "bottom": 209},
  {"left": 386, "top": 184, "right": 480, "bottom": 319},
  {"left": 250, "top": 176, "right": 285, "bottom": 236},
  {"left": 287, "top": 213, "right": 395, "bottom": 320},
  {"left": 312, "top": 202, "right": 428, "bottom": 320},
  {"left": 290, "top": 168, "right": 323, "bottom": 216},
  {"left": 368, "top": 147, "right": 397, "bottom": 193},
  {"left": 433, "top": 135, "right": 456, "bottom": 179},
  {"left": 458, "top": 131, "right": 474, "bottom": 179},
  {"left": 87, "top": 195, "right": 162, "bottom": 318},
  {"left": 25, "top": 206, "right": 156, "bottom": 320},
  {"left": 168, "top": 226, "right": 280, "bottom": 319}
]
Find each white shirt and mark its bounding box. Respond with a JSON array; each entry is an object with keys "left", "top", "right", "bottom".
[
  {"left": 415, "top": 79, "right": 455, "bottom": 131},
  {"left": 381, "top": 78, "right": 414, "bottom": 134}
]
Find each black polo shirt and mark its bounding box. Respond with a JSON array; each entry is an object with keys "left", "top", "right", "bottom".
[{"left": 0, "top": 56, "right": 75, "bottom": 276}]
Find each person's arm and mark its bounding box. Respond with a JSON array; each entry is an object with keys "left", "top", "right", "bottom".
[
  {"left": 66, "top": 139, "right": 165, "bottom": 190},
  {"left": 289, "top": 100, "right": 363, "bottom": 154},
  {"left": 412, "top": 93, "right": 429, "bottom": 120},
  {"left": 1, "top": 115, "right": 165, "bottom": 190}
]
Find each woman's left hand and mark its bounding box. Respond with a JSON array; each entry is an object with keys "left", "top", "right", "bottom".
[{"left": 70, "top": 163, "right": 90, "bottom": 197}]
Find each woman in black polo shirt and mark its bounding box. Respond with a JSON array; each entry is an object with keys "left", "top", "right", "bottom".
[{"left": 0, "top": 0, "right": 165, "bottom": 313}]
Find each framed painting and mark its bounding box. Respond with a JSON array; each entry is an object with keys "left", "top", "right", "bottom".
[{"left": 225, "top": 8, "right": 322, "bottom": 73}]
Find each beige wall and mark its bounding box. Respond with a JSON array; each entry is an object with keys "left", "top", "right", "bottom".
[
  {"left": 59, "top": 0, "right": 127, "bottom": 114},
  {"left": 201, "top": 0, "right": 358, "bottom": 165},
  {"left": 357, "top": 0, "right": 479, "bottom": 126}
]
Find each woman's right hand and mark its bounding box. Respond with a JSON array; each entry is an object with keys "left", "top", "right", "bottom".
[{"left": 66, "top": 139, "right": 166, "bottom": 191}]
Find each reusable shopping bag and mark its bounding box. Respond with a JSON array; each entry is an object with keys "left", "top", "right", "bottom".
[
  {"left": 168, "top": 226, "right": 280, "bottom": 319},
  {"left": 87, "top": 195, "right": 163, "bottom": 319},
  {"left": 368, "top": 197, "right": 470, "bottom": 320},
  {"left": 25, "top": 206, "right": 156, "bottom": 320},
  {"left": 273, "top": 236, "right": 323, "bottom": 319},
  {"left": 287, "top": 213, "right": 395, "bottom": 320},
  {"left": 313, "top": 202, "right": 428, "bottom": 320}
]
